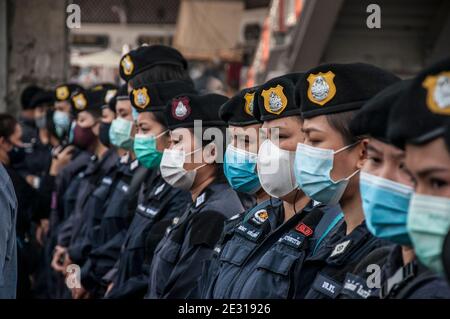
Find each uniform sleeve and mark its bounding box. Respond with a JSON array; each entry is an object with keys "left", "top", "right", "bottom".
[
  {"left": 81, "top": 230, "right": 126, "bottom": 292},
  {"left": 161, "top": 210, "right": 226, "bottom": 299},
  {"left": 0, "top": 179, "right": 16, "bottom": 287}
]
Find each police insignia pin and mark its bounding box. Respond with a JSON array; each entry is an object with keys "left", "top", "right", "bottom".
[
  {"left": 422, "top": 71, "right": 450, "bottom": 115},
  {"left": 261, "top": 85, "right": 287, "bottom": 115},
  {"left": 105, "top": 89, "right": 117, "bottom": 103},
  {"left": 72, "top": 93, "right": 87, "bottom": 110},
  {"left": 133, "top": 87, "right": 150, "bottom": 109},
  {"left": 121, "top": 55, "right": 134, "bottom": 76},
  {"left": 171, "top": 97, "right": 191, "bottom": 120},
  {"left": 244, "top": 92, "right": 255, "bottom": 116},
  {"left": 253, "top": 209, "right": 269, "bottom": 224},
  {"left": 307, "top": 71, "right": 337, "bottom": 106},
  {"left": 56, "top": 86, "right": 69, "bottom": 101}
]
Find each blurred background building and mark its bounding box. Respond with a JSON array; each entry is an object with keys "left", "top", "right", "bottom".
[{"left": 1, "top": 0, "right": 450, "bottom": 113}]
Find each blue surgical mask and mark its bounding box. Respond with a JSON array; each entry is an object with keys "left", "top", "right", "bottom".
[
  {"left": 224, "top": 144, "right": 261, "bottom": 194},
  {"left": 53, "top": 111, "right": 71, "bottom": 138},
  {"left": 360, "top": 171, "right": 413, "bottom": 245},
  {"left": 407, "top": 193, "right": 450, "bottom": 275},
  {"left": 294, "top": 142, "right": 359, "bottom": 205},
  {"left": 109, "top": 117, "right": 134, "bottom": 150}
]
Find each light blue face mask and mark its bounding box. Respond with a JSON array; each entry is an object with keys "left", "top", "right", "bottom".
[
  {"left": 294, "top": 142, "right": 360, "bottom": 205},
  {"left": 109, "top": 117, "right": 134, "bottom": 150},
  {"left": 224, "top": 144, "right": 261, "bottom": 194},
  {"left": 407, "top": 193, "right": 450, "bottom": 275},
  {"left": 360, "top": 171, "right": 413, "bottom": 245},
  {"left": 53, "top": 111, "right": 71, "bottom": 138}
]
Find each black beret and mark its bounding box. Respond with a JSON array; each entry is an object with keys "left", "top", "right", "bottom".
[
  {"left": 21, "top": 85, "right": 44, "bottom": 109},
  {"left": 30, "top": 90, "right": 55, "bottom": 108},
  {"left": 387, "top": 57, "right": 450, "bottom": 148},
  {"left": 119, "top": 45, "right": 188, "bottom": 82},
  {"left": 219, "top": 86, "right": 260, "bottom": 126},
  {"left": 299, "top": 63, "right": 400, "bottom": 119},
  {"left": 164, "top": 93, "right": 228, "bottom": 130},
  {"left": 70, "top": 90, "right": 105, "bottom": 116},
  {"left": 55, "top": 83, "right": 84, "bottom": 102},
  {"left": 116, "top": 84, "right": 129, "bottom": 101},
  {"left": 89, "top": 83, "right": 117, "bottom": 92},
  {"left": 444, "top": 122, "right": 450, "bottom": 152},
  {"left": 130, "top": 80, "right": 196, "bottom": 113},
  {"left": 349, "top": 79, "right": 408, "bottom": 142},
  {"left": 253, "top": 73, "right": 302, "bottom": 122}
]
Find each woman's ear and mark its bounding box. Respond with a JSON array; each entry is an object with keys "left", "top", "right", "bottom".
[
  {"left": 356, "top": 138, "right": 369, "bottom": 169},
  {"left": 203, "top": 142, "right": 217, "bottom": 164}
]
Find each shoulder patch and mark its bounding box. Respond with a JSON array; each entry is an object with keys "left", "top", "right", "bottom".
[{"left": 190, "top": 211, "right": 226, "bottom": 248}]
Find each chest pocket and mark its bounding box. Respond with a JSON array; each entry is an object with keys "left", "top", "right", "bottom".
[
  {"left": 124, "top": 207, "right": 160, "bottom": 250},
  {"left": 157, "top": 238, "right": 182, "bottom": 264},
  {"left": 103, "top": 180, "right": 130, "bottom": 219},
  {"left": 239, "top": 238, "right": 307, "bottom": 299},
  {"left": 92, "top": 177, "right": 113, "bottom": 200},
  {"left": 219, "top": 236, "right": 257, "bottom": 267}
]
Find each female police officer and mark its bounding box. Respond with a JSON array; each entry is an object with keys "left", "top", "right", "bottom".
[
  {"left": 199, "top": 85, "right": 284, "bottom": 298},
  {"left": 145, "top": 93, "right": 245, "bottom": 299},
  {"left": 382, "top": 57, "right": 450, "bottom": 298},
  {"left": 104, "top": 81, "right": 196, "bottom": 299},
  {"left": 293, "top": 63, "right": 398, "bottom": 298},
  {"left": 202, "top": 74, "right": 341, "bottom": 299},
  {"left": 338, "top": 78, "right": 450, "bottom": 299}
]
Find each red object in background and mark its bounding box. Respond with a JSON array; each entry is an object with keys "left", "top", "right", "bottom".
[{"left": 226, "top": 62, "right": 242, "bottom": 91}]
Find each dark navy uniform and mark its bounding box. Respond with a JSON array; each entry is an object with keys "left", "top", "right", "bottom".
[
  {"left": 146, "top": 181, "right": 244, "bottom": 299},
  {"left": 80, "top": 155, "right": 140, "bottom": 297},
  {"left": 296, "top": 221, "right": 390, "bottom": 299},
  {"left": 379, "top": 245, "right": 450, "bottom": 299},
  {"left": 203, "top": 200, "right": 341, "bottom": 299},
  {"left": 106, "top": 169, "right": 191, "bottom": 299},
  {"left": 66, "top": 148, "right": 119, "bottom": 266},
  {"left": 45, "top": 149, "right": 91, "bottom": 298}
]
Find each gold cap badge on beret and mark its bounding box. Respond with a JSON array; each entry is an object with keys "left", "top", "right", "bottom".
[
  {"left": 423, "top": 71, "right": 450, "bottom": 115},
  {"left": 72, "top": 93, "right": 87, "bottom": 110},
  {"left": 132, "top": 87, "right": 150, "bottom": 109},
  {"left": 261, "top": 85, "right": 287, "bottom": 115},
  {"left": 121, "top": 55, "right": 134, "bottom": 76},
  {"left": 244, "top": 92, "right": 255, "bottom": 116},
  {"left": 307, "top": 71, "right": 336, "bottom": 106},
  {"left": 56, "top": 86, "right": 69, "bottom": 101},
  {"left": 105, "top": 89, "right": 117, "bottom": 104}
]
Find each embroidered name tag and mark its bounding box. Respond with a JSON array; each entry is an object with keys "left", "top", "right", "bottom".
[
  {"left": 342, "top": 273, "right": 373, "bottom": 299},
  {"left": 102, "top": 177, "right": 113, "bottom": 185},
  {"left": 236, "top": 223, "right": 263, "bottom": 242},
  {"left": 312, "top": 273, "right": 342, "bottom": 298},
  {"left": 279, "top": 231, "right": 305, "bottom": 249}
]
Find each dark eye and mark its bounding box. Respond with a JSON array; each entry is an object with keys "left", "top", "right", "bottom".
[
  {"left": 430, "top": 177, "right": 448, "bottom": 190},
  {"left": 368, "top": 156, "right": 382, "bottom": 165}
]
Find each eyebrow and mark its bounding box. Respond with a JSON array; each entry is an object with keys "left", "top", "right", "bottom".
[
  {"left": 416, "top": 167, "right": 449, "bottom": 177},
  {"left": 367, "top": 144, "right": 382, "bottom": 154},
  {"left": 301, "top": 126, "right": 323, "bottom": 134}
]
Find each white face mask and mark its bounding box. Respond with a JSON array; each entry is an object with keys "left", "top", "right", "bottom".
[
  {"left": 160, "top": 148, "right": 205, "bottom": 191},
  {"left": 256, "top": 139, "right": 298, "bottom": 198}
]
